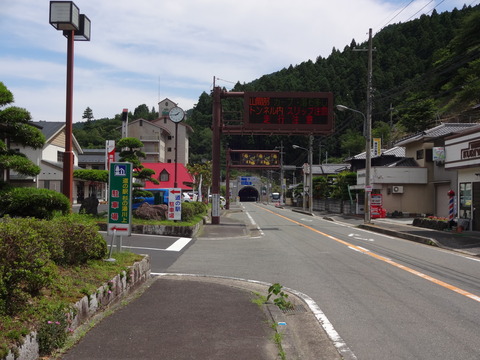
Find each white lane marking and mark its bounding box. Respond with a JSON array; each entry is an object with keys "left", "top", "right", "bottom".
[
  {"left": 348, "top": 233, "right": 374, "bottom": 242},
  {"left": 357, "top": 246, "right": 370, "bottom": 252},
  {"left": 113, "top": 237, "right": 192, "bottom": 252},
  {"left": 301, "top": 218, "right": 313, "bottom": 222},
  {"left": 119, "top": 245, "right": 166, "bottom": 251},
  {"left": 246, "top": 211, "right": 264, "bottom": 236},
  {"left": 165, "top": 237, "right": 192, "bottom": 251}
]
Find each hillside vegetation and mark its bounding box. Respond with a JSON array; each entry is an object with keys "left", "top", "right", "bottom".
[{"left": 74, "top": 5, "right": 480, "bottom": 167}]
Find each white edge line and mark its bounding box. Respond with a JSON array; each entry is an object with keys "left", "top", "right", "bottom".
[
  {"left": 150, "top": 273, "right": 357, "bottom": 360},
  {"left": 165, "top": 237, "right": 192, "bottom": 251},
  {"left": 245, "top": 210, "right": 264, "bottom": 236}
]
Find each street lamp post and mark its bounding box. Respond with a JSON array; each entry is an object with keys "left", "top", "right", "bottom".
[
  {"left": 293, "top": 138, "right": 313, "bottom": 214},
  {"left": 337, "top": 104, "right": 371, "bottom": 224},
  {"left": 49, "top": 1, "right": 91, "bottom": 204}
]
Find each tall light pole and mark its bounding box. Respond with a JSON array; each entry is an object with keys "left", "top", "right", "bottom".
[
  {"left": 49, "top": 1, "right": 91, "bottom": 204},
  {"left": 293, "top": 139, "right": 313, "bottom": 214},
  {"left": 337, "top": 103, "right": 371, "bottom": 224},
  {"left": 336, "top": 28, "right": 373, "bottom": 224},
  {"left": 275, "top": 141, "right": 285, "bottom": 205},
  {"left": 168, "top": 106, "right": 185, "bottom": 188}
]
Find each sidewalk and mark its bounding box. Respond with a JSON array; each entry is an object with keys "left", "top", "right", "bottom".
[
  {"left": 60, "top": 206, "right": 344, "bottom": 360},
  {"left": 314, "top": 210, "right": 480, "bottom": 257}
]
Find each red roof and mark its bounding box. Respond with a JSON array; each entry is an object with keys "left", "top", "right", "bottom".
[{"left": 142, "top": 163, "right": 193, "bottom": 190}]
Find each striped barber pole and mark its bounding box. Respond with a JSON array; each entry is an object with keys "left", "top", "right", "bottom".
[{"left": 447, "top": 190, "right": 455, "bottom": 221}]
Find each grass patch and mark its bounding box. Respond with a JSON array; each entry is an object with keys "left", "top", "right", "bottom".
[
  {"left": 251, "top": 291, "right": 268, "bottom": 308},
  {"left": 0, "top": 252, "right": 143, "bottom": 359}
]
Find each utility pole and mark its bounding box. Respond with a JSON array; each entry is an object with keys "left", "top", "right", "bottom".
[
  {"left": 280, "top": 141, "right": 285, "bottom": 205},
  {"left": 309, "top": 134, "right": 314, "bottom": 214},
  {"left": 365, "top": 28, "right": 373, "bottom": 224}
]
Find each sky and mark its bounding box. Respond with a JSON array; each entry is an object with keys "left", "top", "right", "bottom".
[{"left": 0, "top": 0, "right": 477, "bottom": 122}]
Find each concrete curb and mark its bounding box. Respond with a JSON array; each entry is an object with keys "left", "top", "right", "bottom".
[{"left": 358, "top": 224, "right": 440, "bottom": 247}]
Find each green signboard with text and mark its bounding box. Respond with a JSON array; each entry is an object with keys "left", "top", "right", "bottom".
[{"left": 108, "top": 162, "right": 132, "bottom": 236}]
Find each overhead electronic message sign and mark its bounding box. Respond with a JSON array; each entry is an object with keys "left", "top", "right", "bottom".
[
  {"left": 243, "top": 91, "right": 333, "bottom": 133},
  {"left": 229, "top": 150, "right": 280, "bottom": 168}
]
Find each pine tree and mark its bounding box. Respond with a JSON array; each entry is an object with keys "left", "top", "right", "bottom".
[{"left": 0, "top": 82, "right": 45, "bottom": 183}]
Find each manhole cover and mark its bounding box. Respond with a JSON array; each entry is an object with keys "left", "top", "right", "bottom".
[{"left": 282, "top": 304, "right": 307, "bottom": 314}]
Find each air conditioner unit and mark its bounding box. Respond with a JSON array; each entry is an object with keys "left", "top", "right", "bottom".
[{"left": 392, "top": 186, "right": 404, "bottom": 194}]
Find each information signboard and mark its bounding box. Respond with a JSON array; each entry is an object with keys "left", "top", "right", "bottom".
[
  {"left": 108, "top": 162, "right": 132, "bottom": 236},
  {"left": 243, "top": 91, "right": 333, "bottom": 132},
  {"left": 240, "top": 177, "right": 253, "bottom": 186},
  {"left": 168, "top": 188, "right": 182, "bottom": 220},
  {"left": 211, "top": 193, "right": 220, "bottom": 217}
]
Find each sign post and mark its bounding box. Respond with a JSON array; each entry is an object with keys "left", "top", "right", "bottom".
[
  {"left": 168, "top": 188, "right": 182, "bottom": 221},
  {"left": 107, "top": 162, "right": 132, "bottom": 237}
]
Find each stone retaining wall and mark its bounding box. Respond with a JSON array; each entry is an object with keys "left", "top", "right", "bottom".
[
  {"left": 4, "top": 256, "right": 151, "bottom": 360},
  {"left": 97, "top": 222, "right": 201, "bottom": 237}
]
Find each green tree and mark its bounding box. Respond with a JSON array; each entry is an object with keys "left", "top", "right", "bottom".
[
  {"left": 398, "top": 96, "right": 437, "bottom": 133},
  {"left": 82, "top": 107, "right": 94, "bottom": 122},
  {"left": 372, "top": 121, "right": 392, "bottom": 148},
  {"left": 187, "top": 161, "right": 212, "bottom": 201},
  {"left": 0, "top": 82, "right": 45, "bottom": 183},
  {"left": 116, "top": 137, "right": 159, "bottom": 198},
  {"left": 340, "top": 129, "right": 365, "bottom": 158},
  {"left": 133, "top": 104, "right": 151, "bottom": 120}
]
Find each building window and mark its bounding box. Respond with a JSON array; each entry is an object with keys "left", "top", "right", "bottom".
[
  {"left": 160, "top": 169, "right": 169, "bottom": 182},
  {"left": 459, "top": 182, "right": 472, "bottom": 219},
  {"left": 167, "top": 147, "right": 172, "bottom": 152},
  {"left": 416, "top": 149, "right": 424, "bottom": 160},
  {"left": 167, "top": 159, "right": 172, "bottom": 163},
  {"left": 57, "top": 151, "right": 64, "bottom": 163},
  {"left": 168, "top": 136, "right": 173, "bottom": 140},
  {"left": 140, "top": 120, "right": 143, "bottom": 126}
]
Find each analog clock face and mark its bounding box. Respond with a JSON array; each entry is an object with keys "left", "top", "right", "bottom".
[{"left": 169, "top": 107, "right": 185, "bottom": 123}]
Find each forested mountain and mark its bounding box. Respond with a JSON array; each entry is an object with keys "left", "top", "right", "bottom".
[
  {"left": 187, "top": 4, "right": 480, "bottom": 166},
  {"left": 74, "top": 5, "right": 480, "bottom": 168}
]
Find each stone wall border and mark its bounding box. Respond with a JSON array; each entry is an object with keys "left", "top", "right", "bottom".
[{"left": 4, "top": 256, "right": 151, "bottom": 360}]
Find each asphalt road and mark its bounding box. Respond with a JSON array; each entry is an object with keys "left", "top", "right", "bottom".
[
  {"left": 165, "top": 202, "right": 480, "bottom": 360},
  {"left": 100, "top": 232, "right": 193, "bottom": 272}
]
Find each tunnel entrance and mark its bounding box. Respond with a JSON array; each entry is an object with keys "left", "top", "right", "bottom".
[{"left": 238, "top": 186, "right": 259, "bottom": 202}]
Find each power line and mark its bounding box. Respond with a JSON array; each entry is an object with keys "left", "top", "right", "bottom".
[{"left": 378, "top": 0, "right": 415, "bottom": 30}]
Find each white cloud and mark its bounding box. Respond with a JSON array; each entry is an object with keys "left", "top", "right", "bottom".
[{"left": 0, "top": 0, "right": 477, "bottom": 121}]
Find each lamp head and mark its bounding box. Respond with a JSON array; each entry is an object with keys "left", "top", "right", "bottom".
[{"left": 336, "top": 105, "right": 349, "bottom": 112}]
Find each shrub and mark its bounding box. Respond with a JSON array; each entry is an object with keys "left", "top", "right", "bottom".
[
  {"left": 48, "top": 215, "right": 107, "bottom": 265},
  {"left": 189, "top": 201, "right": 207, "bottom": 215},
  {"left": 181, "top": 202, "right": 195, "bottom": 222},
  {"left": 0, "top": 187, "right": 70, "bottom": 220},
  {"left": 0, "top": 217, "right": 57, "bottom": 315},
  {"left": 37, "top": 303, "right": 71, "bottom": 356}
]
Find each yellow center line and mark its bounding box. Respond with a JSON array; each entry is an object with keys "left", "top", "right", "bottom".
[{"left": 256, "top": 204, "right": 480, "bottom": 304}]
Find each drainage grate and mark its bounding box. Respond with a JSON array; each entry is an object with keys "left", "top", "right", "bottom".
[{"left": 281, "top": 304, "right": 308, "bottom": 314}]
